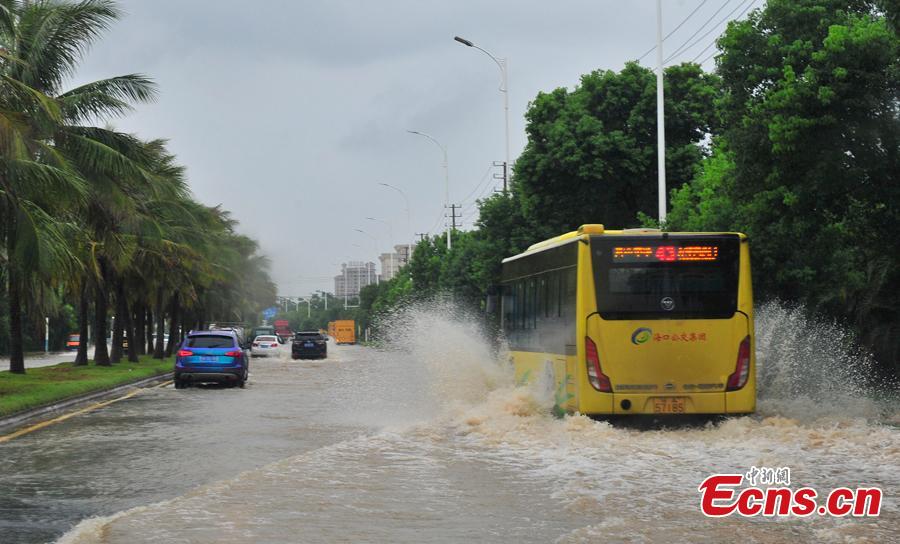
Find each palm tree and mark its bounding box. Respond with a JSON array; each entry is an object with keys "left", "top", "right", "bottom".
[
  {"left": 0, "top": 0, "right": 156, "bottom": 370},
  {"left": 1, "top": 2, "right": 279, "bottom": 371}
]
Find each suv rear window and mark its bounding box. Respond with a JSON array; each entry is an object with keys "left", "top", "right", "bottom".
[{"left": 186, "top": 335, "right": 235, "bottom": 348}]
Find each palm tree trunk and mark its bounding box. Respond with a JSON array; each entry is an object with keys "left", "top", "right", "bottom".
[
  {"left": 74, "top": 283, "right": 90, "bottom": 366},
  {"left": 93, "top": 268, "right": 111, "bottom": 366},
  {"left": 6, "top": 211, "right": 25, "bottom": 374},
  {"left": 146, "top": 306, "right": 154, "bottom": 354},
  {"left": 165, "top": 295, "right": 179, "bottom": 357},
  {"left": 124, "top": 293, "right": 139, "bottom": 363},
  {"left": 110, "top": 280, "right": 125, "bottom": 364},
  {"left": 153, "top": 287, "right": 165, "bottom": 359},
  {"left": 134, "top": 301, "right": 146, "bottom": 355}
]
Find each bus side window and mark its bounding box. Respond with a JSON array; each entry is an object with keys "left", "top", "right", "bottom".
[
  {"left": 502, "top": 285, "right": 516, "bottom": 332},
  {"left": 562, "top": 268, "right": 577, "bottom": 338},
  {"left": 559, "top": 270, "right": 566, "bottom": 318},
  {"left": 516, "top": 282, "right": 525, "bottom": 331},
  {"left": 539, "top": 277, "right": 547, "bottom": 319},
  {"left": 525, "top": 279, "right": 535, "bottom": 330},
  {"left": 549, "top": 271, "right": 560, "bottom": 319}
]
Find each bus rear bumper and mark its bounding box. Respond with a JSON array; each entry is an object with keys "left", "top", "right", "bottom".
[{"left": 579, "top": 391, "right": 754, "bottom": 415}]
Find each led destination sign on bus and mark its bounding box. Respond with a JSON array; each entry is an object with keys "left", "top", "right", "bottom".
[{"left": 612, "top": 245, "right": 719, "bottom": 263}]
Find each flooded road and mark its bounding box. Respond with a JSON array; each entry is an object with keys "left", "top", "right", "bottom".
[{"left": 2, "top": 304, "right": 899, "bottom": 543}]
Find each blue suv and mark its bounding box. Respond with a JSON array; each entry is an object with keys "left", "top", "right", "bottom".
[{"left": 174, "top": 330, "right": 249, "bottom": 388}]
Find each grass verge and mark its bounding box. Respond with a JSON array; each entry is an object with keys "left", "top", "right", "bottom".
[{"left": 0, "top": 356, "right": 172, "bottom": 418}]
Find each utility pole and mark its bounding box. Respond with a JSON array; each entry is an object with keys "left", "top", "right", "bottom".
[
  {"left": 493, "top": 161, "right": 508, "bottom": 193},
  {"left": 656, "top": 0, "right": 667, "bottom": 224},
  {"left": 416, "top": 233, "right": 427, "bottom": 243},
  {"left": 449, "top": 204, "right": 461, "bottom": 231}
]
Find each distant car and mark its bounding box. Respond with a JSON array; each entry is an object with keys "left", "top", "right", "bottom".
[
  {"left": 251, "top": 335, "right": 280, "bottom": 357},
  {"left": 65, "top": 333, "right": 80, "bottom": 351},
  {"left": 174, "top": 330, "right": 249, "bottom": 388},
  {"left": 291, "top": 331, "right": 327, "bottom": 359}
]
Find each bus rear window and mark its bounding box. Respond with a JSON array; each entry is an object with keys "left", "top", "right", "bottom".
[{"left": 591, "top": 235, "right": 740, "bottom": 319}]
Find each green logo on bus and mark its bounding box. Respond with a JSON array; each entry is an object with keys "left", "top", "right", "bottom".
[{"left": 632, "top": 328, "right": 652, "bottom": 345}]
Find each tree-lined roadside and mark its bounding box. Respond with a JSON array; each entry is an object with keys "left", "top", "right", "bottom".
[
  {"left": 0, "top": 0, "right": 276, "bottom": 371},
  {"left": 362, "top": 0, "right": 898, "bottom": 377},
  {"left": 0, "top": 356, "right": 172, "bottom": 419}
]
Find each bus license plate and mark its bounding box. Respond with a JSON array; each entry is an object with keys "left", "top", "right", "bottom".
[{"left": 652, "top": 397, "right": 685, "bottom": 414}]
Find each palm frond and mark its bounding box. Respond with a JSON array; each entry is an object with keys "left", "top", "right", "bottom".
[
  {"left": 0, "top": 0, "right": 15, "bottom": 37},
  {"left": 0, "top": 73, "right": 62, "bottom": 123},
  {"left": 59, "top": 73, "right": 157, "bottom": 122},
  {"left": 13, "top": 199, "right": 81, "bottom": 279},
  {"left": 55, "top": 126, "right": 154, "bottom": 183},
  {"left": 16, "top": 0, "right": 120, "bottom": 92},
  {"left": 1, "top": 155, "right": 87, "bottom": 202}
]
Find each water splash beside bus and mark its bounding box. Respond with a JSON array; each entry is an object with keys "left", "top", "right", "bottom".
[{"left": 755, "top": 300, "right": 899, "bottom": 422}]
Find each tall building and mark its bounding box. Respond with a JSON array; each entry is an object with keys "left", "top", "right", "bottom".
[
  {"left": 334, "top": 261, "right": 378, "bottom": 298},
  {"left": 379, "top": 244, "right": 412, "bottom": 281}
]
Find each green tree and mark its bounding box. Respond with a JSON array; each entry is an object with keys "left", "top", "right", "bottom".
[
  {"left": 671, "top": 0, "right": 899, "bottom": 370},
  {"left": 514, "top": 61, "right": 719, "bottom": 233}
]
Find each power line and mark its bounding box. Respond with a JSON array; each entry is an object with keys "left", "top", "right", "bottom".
[
  {"left": 661, "top": 0, "right": 736, "bottom": 64},
  {"left": 636, "top": 0, "right": 710, "bottom": 62},
  {"left": 426, "top": 205, "right": 445, "bottom": 235},
  {"left": 689, "top": 0, "right": 759, "bottom": 63},
  {"left": 475, "top": 174, "right": 498, "bottom": 201},
  {"left": 459, "top": 163, "right": 495, "bottom": 206},
  {"left": 696, "top": 49, "right": 719, "bottom": 67}
]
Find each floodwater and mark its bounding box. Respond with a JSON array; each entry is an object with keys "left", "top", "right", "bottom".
[{"left": 1, "top": 302, "right": 898, "bottom": 543}]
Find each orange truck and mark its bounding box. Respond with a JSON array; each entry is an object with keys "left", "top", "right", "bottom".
[{"left": 333, "top": 320, "right": 356, "bottom": 344}]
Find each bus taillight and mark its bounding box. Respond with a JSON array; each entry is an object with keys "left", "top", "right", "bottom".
[
  {"left": 727, "top": 336, "right": 751, "bottom": 391},
  {"left": 585, "top": 336, "right": 611, "bottom": 392}
]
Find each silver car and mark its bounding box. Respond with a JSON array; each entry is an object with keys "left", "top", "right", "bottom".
[{"left": 250, "top": 335, "right": 280, "bottom": 357}]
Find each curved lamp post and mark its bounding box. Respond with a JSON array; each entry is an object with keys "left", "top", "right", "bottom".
[
  {"left": 454, "top": 35, "right": 509, "bottom": 192},
  {"left": 407, "top": 130, "right": 451, "bottom": 249}
]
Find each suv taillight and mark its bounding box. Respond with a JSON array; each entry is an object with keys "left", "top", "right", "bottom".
[
  {"left": 726, "top": 336, "right": 751, "bottom": 391},
  {"left": 225, "top": 350, "right": 242, "bottom": 358},
  {"left": 177, "top": 349, "right": 192, "bottom": 357},
  {"left": 585, "top": 336, "right": 611, "bottom": 392}
]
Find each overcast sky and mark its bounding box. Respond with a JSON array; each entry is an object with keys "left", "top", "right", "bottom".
[{"left": 74, "top": 0, "right": 759, "bottom": 295}]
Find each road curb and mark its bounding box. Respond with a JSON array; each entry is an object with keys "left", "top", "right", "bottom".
[{"left": 0, "top": 371, "right": 174, "bottom": 434}]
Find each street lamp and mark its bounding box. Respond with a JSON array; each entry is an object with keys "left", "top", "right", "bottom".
[
  {"left": 366, "top": 217, "right": 395, "bottom": 280},
  {"left": 298, "top": 297, "right": 312, "bottom": 319},
  {"left": 454, "top": 35, "right": 509, "bottom": 193},
  {"left": 378, "top": 182, "right": 413, "bottom": 266},
  {"left": 353, "top": 228, "right": 380, "bottom": 285},
  {"left": 407, "top": 130, "right": 451, "bottom": 249}
]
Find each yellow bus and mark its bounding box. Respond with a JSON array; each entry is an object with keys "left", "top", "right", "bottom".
[{"left": 500, "top": 224, "right": 754, "bottom": 416}]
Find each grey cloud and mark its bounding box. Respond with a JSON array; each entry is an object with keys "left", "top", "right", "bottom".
[{"left": 71, "top": 0, "right": 734, "bottom": 294}]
